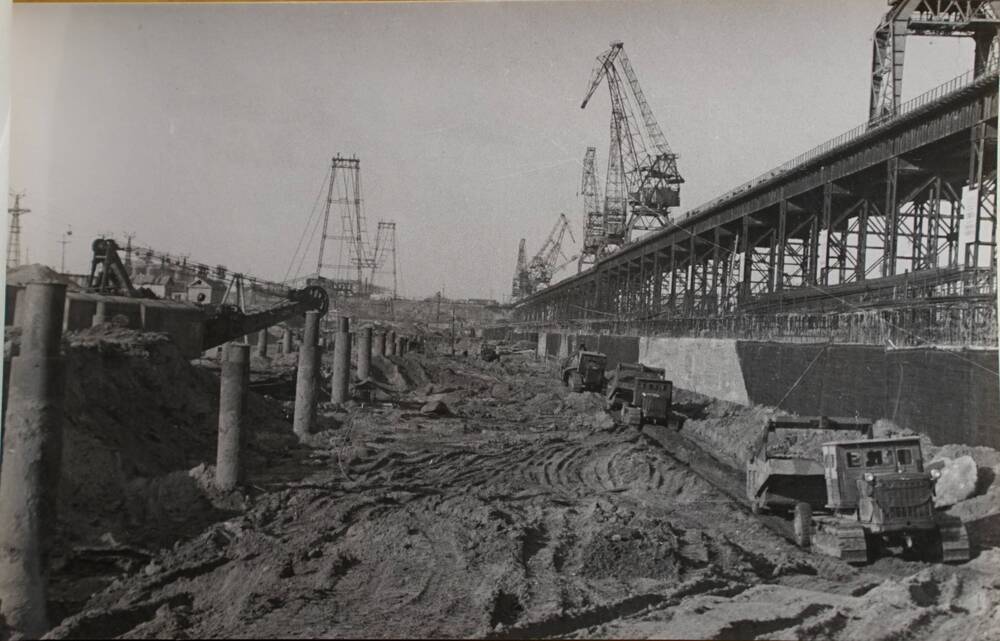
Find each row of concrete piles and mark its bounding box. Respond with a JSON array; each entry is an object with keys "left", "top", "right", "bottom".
[
  {"left": 0, "top": 282, "right": 418, "bottom": 637},
  {"left": 236, "top": 321, "right": 410, "bottom": 363},
  {"left": 217, "top": 315, "right": 417, "bottom": 489}
]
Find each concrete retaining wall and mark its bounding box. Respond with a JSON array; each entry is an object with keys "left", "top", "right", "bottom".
[
  {"left": 640, "top": 337, "right": 751, "bottom": 405},
  {"left": 536, "top": 330, "right": 999, "bottom": 448}
]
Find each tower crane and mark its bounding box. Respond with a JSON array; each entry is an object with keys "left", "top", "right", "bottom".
[
  {"left": 581, "top": 41, "right": 684, "bottom": 242},
  {"left": 870, "top": 1, "right": 1000, "bottom": 122}
]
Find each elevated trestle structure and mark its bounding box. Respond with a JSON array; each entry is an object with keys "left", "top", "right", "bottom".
[{"left": 514, "top": 66, "right": 998, "bottom": 346}]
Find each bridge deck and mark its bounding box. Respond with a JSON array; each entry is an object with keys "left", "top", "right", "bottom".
[{"left": 514, "top": 65, "right": 998, "bottom": 345}]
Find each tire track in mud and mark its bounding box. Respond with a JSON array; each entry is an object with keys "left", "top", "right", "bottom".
[{"left": 50, "top": 357, "right": 832, "bottom": 640}]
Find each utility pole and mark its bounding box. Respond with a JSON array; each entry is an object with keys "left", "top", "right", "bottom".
[
  {"left": 436, "top": 291, "right": 442, "bottom": 323},
  {"left": 7, "top": 192, "right": 30, "bottom": 270},
  {"left": 450, "top": 303, "right": 456, "bottom": 355},
  {"left": 58, "top": 227, "right": 73, "bottom": 273}
]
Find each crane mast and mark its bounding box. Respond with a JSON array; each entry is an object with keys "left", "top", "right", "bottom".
[
  {"left": 511, "top": 238, "right": 529, "bottom": 301},
  {"left": 579, "top": 147, "right": 604, "bottom": 272}
]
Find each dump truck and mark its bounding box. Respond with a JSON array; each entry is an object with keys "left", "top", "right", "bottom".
[
  {"left": 561, "top": 350, "right": 607, "bottom": 392},
  {"left": 746, "top": 416, "right": 970, "bottom": 564},
  {"left": 604, "top": 363, "right": 673, "bottom": 427}
]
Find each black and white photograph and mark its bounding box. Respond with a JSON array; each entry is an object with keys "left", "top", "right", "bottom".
[{"left": 1, "top": 0, "right": 999, "bottom": 638}]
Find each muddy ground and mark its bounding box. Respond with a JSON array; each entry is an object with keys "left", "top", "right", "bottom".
[{"left": 7, "top": 330, "right": 999, "bottom": 639}]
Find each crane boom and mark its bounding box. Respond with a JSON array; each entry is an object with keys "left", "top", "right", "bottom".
[
  {"left": 580, "top": 44, "right": 622, "bottom": 109},
  {"left": 616, "top": 46, "right": 671, "bottom": 156},
  {"left": 524, "top": 214, "right": 577, "bottom": 293}
]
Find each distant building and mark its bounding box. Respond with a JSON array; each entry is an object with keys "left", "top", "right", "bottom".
[
  {"left": 134, "top": 274, "right": 176, "bottom": 299},
  {"left": 187, "top": 277, "right": 227, "bottom": 305}
]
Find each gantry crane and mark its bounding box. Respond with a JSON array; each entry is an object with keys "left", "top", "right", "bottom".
[
  {"left": 870, "top": 1, "right": 1000, "bottom": 121},
  {"left": 581, "top": 41, "right": 684, "bottom": 242}
]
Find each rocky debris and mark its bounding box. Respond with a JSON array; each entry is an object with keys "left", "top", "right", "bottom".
[
  {"left": 419, "top": 400, "right": 451, "bottom": 416},
  {"left": 931, "top": 455, "right": 979, "bottom": 507},
  {"left": 490, "top": 382, "right": 513, "bottom": 399},
  {"left": 561, "top": 391, "right": 605, "bottom": 414},
  {"left": 588, "top": 410, "right": 616, "bottom": 431}
]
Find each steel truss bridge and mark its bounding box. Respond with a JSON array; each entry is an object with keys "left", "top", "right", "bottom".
[{"left": 513, "top": 66, "right": 998, "bottom": 346}]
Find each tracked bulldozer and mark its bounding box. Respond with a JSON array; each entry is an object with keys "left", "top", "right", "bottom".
[
  {"left": 561, "top": 350, "right": 607, "bottom": 393},
  {"left": 747, "top": 416, "right": 969, "bottom": 564}
]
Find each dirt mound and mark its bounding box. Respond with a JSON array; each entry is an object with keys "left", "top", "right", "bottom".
[
  {"left": 675, "top": 397, "right": 785, "bottom": 469},
  {"left": 4, "top": 326, "right": 300, "bottom": 622},
  {"left": 6, "top": 263, "right": 82, "bottom": 290}
]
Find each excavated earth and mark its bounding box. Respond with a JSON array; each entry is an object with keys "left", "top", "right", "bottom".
[{"left": 7, "top": 330, "right": 999, "bottom": 640}]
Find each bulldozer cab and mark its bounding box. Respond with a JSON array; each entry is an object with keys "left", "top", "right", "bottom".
[
  {"left": 634, "top": 376, "right": 672, "bottom": 422},
  {"left": 822, "top": 437, "right": 926, "bottom": 511},
  {"left": 562, "top": 351, "right": 607, "bottom": 392}
]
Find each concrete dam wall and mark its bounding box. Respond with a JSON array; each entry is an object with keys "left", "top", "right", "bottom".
[{"left": 538, "top": 332, "right": 1000, "bottom": 449}]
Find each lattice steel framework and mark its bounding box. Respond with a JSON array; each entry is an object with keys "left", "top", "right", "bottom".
[
  {"left": 515, "top": 65, "right": 998, "bottom": 335},
  {"left": 870, "top": 0, "right": 1000, "bottom": 120}
]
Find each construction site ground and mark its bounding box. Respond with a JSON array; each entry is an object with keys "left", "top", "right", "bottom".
[{"left": 17, "top": 328, "right": 1000, "bottom": 640}]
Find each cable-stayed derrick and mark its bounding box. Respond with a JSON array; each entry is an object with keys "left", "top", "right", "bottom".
[
  {"left": 870, "top": 1, "right": 1000, "bottom": 121},
  {"left": 581, "top": 41, "right": 684, "bottom": 244},
  {"left": 316, "top": 155, "right": 377, "bottom": 296}
]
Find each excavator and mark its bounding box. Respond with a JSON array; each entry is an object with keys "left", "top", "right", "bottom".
[{"left": 19, "top": 237, "right": 330, "bottom": 357}]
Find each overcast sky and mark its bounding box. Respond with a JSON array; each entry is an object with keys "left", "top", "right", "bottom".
[{"left": 10, "top": 1, "right": 972, "bottom": 300}]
